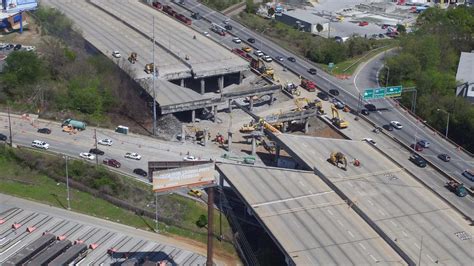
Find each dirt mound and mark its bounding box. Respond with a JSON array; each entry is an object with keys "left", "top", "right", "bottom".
[{"left": 156, "top": 114, "right": 182, "bottom": 140}]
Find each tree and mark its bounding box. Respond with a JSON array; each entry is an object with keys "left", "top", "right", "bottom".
[
  {"left": 268, "top": 7, "right": 275, "bottom": 17},
  {"left": 196, "top": 214, "right": 208, "bottom": 228},
  {"left": 316, "top": 23, "right": 323, "bottom": 33},
  {"left": 396, "top": 24, "right": 406, "bottom": 34},
  {"left": 245, "top": 0, "right": 256, "bottom": 14}
]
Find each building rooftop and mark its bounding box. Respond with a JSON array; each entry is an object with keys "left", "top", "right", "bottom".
[
  {"left": 217, "top": 163, "right": 405, "bottom": 265},
  {"left": 456, "top": 52, "right": 474, "bottom": 84},
  {"left": 281, "top": 9, "right": 330, "bottom": 25}
]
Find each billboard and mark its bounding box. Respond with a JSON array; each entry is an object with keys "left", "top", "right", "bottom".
[
  {"left": 152, "top": 163, "right": 217, "bottom": 193},
  {"left": 3, "top": 0, "right": 38, "bottom": 13}
]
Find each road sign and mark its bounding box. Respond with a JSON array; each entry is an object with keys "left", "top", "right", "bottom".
[
  {"left": 328, "top": 62, "right": 334, "bottom": 69},
  {"left": 363, "top": 89, "right": 374, "bottom": 100},
  {"left": 363, "top": 86, "right": 403, "bottom": 100},
  {"left": 374, "top": 88, "right": 386, "bottom": 99},
  {"left": 385, "top": 86, "right": 403, "bottom": 97}
]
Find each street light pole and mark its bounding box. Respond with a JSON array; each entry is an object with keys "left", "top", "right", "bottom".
[
  {"left": 65, "top": 155, "right": 71, "bottom": 210},
  {"left": 152, "top": 16, "right": 157, "bottom": 136},
  {"left": 385, "top": 65, "right": 390, "bottom": 87},
  {"left": 7, "top": 106, "right": 12, "bottom": 147},
  {"left": 437, "top": 108, "right": 449, "bottom": 139}
]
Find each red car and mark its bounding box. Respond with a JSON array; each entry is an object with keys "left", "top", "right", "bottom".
[
  {"left": 152, "top": 1, "right": 162, "bottom": 9},
  {"left": 103, "top": 158, "right": 121, "bottom": 168},
  {"left": 359, "top": 21, "right": 369, "bottom": 26},
  {"left": 410, "top": 144, "right": 423, "bottom": 152}
]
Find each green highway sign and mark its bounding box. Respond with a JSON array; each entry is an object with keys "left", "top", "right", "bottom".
[
  {"left": 385, "top": 86, "right": 403, "bottom": 97},
  {"left": 363, "top": 89, "right": 374, "bottom": 100},
  {"left": 363, "top": 86, "right": 403, "bottom": 100},
  {"left": 374, "top": 88, "right": 386, "bottom": 99}
]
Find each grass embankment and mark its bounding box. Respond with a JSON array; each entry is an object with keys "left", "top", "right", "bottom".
[
  {"left": 200, "top": 0, "right": 243, "bottom": 11},
  {"left": 0, "top": 146, "right": 237, "bottom": 256}
]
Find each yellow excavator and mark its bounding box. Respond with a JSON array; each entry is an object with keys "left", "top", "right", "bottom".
[
  {"left": 330, "top": 152, "right": 347, "bottom": 170},
  {"left": 145, "top": 63, "right": 156, "bottom": 74},
  {"left": 331, "top": 105, "right": 348, "bottom": 129}
]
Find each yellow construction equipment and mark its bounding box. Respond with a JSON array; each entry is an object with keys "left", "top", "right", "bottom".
[
  {"left": 240, "top": 121, "right": 257, "bottom": 133},
  {"left": 331, "top": 105, "right": 348, "bottom": 129},
  {"left": 62, "top": 125, "right": 76, "bottom": 134},
  {"left": 329, "top": 152, "right": 347, "bottom": 170},
  {"left": 128, "top": 52, "right": 137, "bottom": 64},
  {"left": 294, "top": 97, "right": 310, "bottom": 111}
]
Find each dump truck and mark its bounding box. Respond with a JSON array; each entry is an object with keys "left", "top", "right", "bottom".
[
  {"left": 329, "top": 151, "right": 347, "bottom": 170},
  {"left": 283, "top": 82, "right": 301, "bottom": 96},
  {"left": 300, "top": 79, "right": 316, "bottom": 92},
  {"left": 128, "top": 52, "right": 137, "bottom": 64},
  {"left": 446, "top": 180, "right": 467, "bottom": 197},
  {"left": 62, "top": 119, "right": 86, "bottom": 131}
]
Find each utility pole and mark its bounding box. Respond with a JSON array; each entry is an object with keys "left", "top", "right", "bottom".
[
  {"left": 65, "top": 155, "right": 71, "bottom": 210},
  {"left": 206, "top": 187, "right": 214, "bottom": 266},
  {"left": 155, "top": 191, "right": 159, "bottom": 232},
  {"left": 152, "top": 16, "right": 157, "bottom": 136},
  {"left": 94, "top": 128, "right": 98, "bottom": 166},
  {"left": 7, "top": 106, "right": 12, "bottom": 147}
]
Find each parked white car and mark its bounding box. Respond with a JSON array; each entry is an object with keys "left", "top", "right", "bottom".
[
  {"left": 125, "top": 152, "right": 142, "bottom": 160},
  {"left": 183, "top": 155, "right": 198, "bottom": 161},
  {"left": 79, "top": 152, "right": 95, "bottom": 160},
  {"left": 253, "top": 50, "right": 264, "bottom": 57},
  {"left": 262, "top": 55, "right": 273, "bottom": 62},
  {"left": 390, "top": 121, "right": 403, "bottom": 129},
  {"left": 232, "top": 37, "right": 242, "bottom": 43},
  {"left": 98, "top": 139, "right": 113, "bottom": 146},
  {"left": 202, "top": 31, "right": 210, "bottom": 37},
  {"left": 31, "top": 140, "right": 49, "bottom": 149},
  {"left": 112, "top": 51, "right": 121, "bottom": 58}
]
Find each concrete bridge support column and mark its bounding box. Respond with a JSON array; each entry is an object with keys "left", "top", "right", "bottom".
[
  {"left": 282, "top": 122, "right": 288, "bottom": 133},
  {"left": 181, "top": 124, "right": 186, "bottom": 143},
  {"left": 228, "top": 99, "right": 232, "bottom": 113},
  {"left": 227, "top": 132, "right": 232, "bottom": 152},
  {"left": 269, "top": 93, "right": 274, "bottom": 105},
  {"left": 275, "top": 145, "right": 281, "bottom": 163},
  {"left": 251, "top": 136, "right": 257, "bottom": 156},
  {"left": 304, "top": 119, "right": 309, "bottom": 134},
  {"left": 191, "top": 109, "right": 196, "bottom": 124},
  {"left": 213, "top": 105, "right": 218, "bottom": 123},
  {"left": 203, "top": 128, "right": 208, "bottom": 146},
  {"left": 239, "top": 72, "right": 243, "bottom": 84},
  {"left": 200, "top": 79, "right": 205, "bottom": 95},
  {"left": 249, "top": 97, "right": 254, "bottom": 111},
  {"left": 180, "top": 79, "right": 185, "bottom": 87},
  {"left": 218, "top": 76, "right": 224, "bottom": 93}
]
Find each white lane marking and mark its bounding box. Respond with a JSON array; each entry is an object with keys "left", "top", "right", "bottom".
[
  {"left": 298, "top": 181, "right": 305, "bottom": 186},
  {"left": 251, "top": 191, "right": 334, "bottom": 207},
  {"left": 367, "top": 199, "right": 375, "bottom": 206},
  {"left": 327, "top": 209, "right": 334, "bottom": 216},
  {"left": 348, "top": 181, "right": 354, "bottom": 187},
  {"left": 402, "top": 231, "right": 408, "bottom": 237},
  {"left": 337, "top": 220, "right": 344, "bottom": 227},
  {"left": 378, "top": 210, "right": 385, "bottom": 216},
  {"left": 414, "top": 243, "right": 420, "bottom": 249},
  {"left": 359, "top": 242, "right": 367, "bottom": 250},
  {"left": 347, "top": 230, "right": 355, "bottom": 238},
  {"left": 369, "top": 254, "right": 378, "bottom": 262},
  {"left": 390, "top": 220, "right": 397, "bottom": 227},
  {"left": 426, "top": 254, "right": 435, "bottom": 262}
]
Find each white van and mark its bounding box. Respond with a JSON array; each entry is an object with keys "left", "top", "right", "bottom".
[{"left": 32, "top": 140, "right": 49, "bottom": 149}]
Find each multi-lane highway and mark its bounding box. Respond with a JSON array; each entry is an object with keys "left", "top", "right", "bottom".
[
  {"left": 0, "top": 113, "right": 226, "bottom": 183},
  {"left": 169, "top": 0, "right": 473, "bottom": 187}
]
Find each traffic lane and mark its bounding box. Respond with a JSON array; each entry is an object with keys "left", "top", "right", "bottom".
[{"left": 366, "top": 109, "right": 474, "bottom": 186}]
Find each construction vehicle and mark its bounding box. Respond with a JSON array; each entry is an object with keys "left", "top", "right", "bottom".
[
  {"left": 262, "top": 139, "right": 276, "bottom": 152},
  {"left": 62, "top": 125, "right": 76, "bottom": 134},
  {"left": 294, "top": 97, "right": 310, "bottom": 111},
  {"left": 222, "top": 153, "right": 256, "bottom": 165},
  {"left": 240, "top": 121, "right": 257, "bottom": 133},
  {"left": 329, "top": 152, "right": 347, "bottom": 170},
  {"left": 145, "top": 63, "right": 156, "bottom": 74},
  {"left": 446, "top": 180, "right": 467, "bottom": 197},
  {"left": 331, "top": 105, "right": 348, "bottom": 129},
  {"left": 62, "top": 119, "right": 86, "bottom": 131},
  {"left": 128, "top": 52, "right": 137, "bottom": 64},
  {"left": 300, "top": 79, "right": 316, "bottom": 92},
  {"left": 283, "top": 82, "right": 301, "bottom": 96},
  {"left": 306, "top": 99, "right": 325, "bottom": 114},
  {"left": 251, "top": 58, "right": 274, "bottom": 78}
]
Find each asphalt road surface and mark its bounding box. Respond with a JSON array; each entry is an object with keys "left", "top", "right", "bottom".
[{"left": 169, "top": 0, "right": 473, "bottom": 187}]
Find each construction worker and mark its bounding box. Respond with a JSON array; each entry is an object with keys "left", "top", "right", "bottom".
[{"left": 353, "top": 159, "right": 360, "bottom": 167}]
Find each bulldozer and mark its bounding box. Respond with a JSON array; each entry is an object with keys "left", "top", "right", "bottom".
[
  {"left": 240, "top": 120, "right": 257, "bottom": 133},
  {"left": 329, "top": 152, "right": 347, "bottom": 170},
  {"left": 306, "top": 99, "right": 325, "bottom": 114},
  {"left": 331, "top": 105, "right": 348, "bottom": 129},
  {"left": 128, "top": 52, "right": 137, "bottom": 64}
]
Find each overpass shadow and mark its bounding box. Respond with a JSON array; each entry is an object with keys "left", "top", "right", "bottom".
[{"left": 109, "top": 251, "right": 177, "bottom": 265}]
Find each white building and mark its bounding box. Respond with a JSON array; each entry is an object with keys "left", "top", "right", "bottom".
[{"left": 455, "top": 52, "right": 474, "bottom": 104}]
